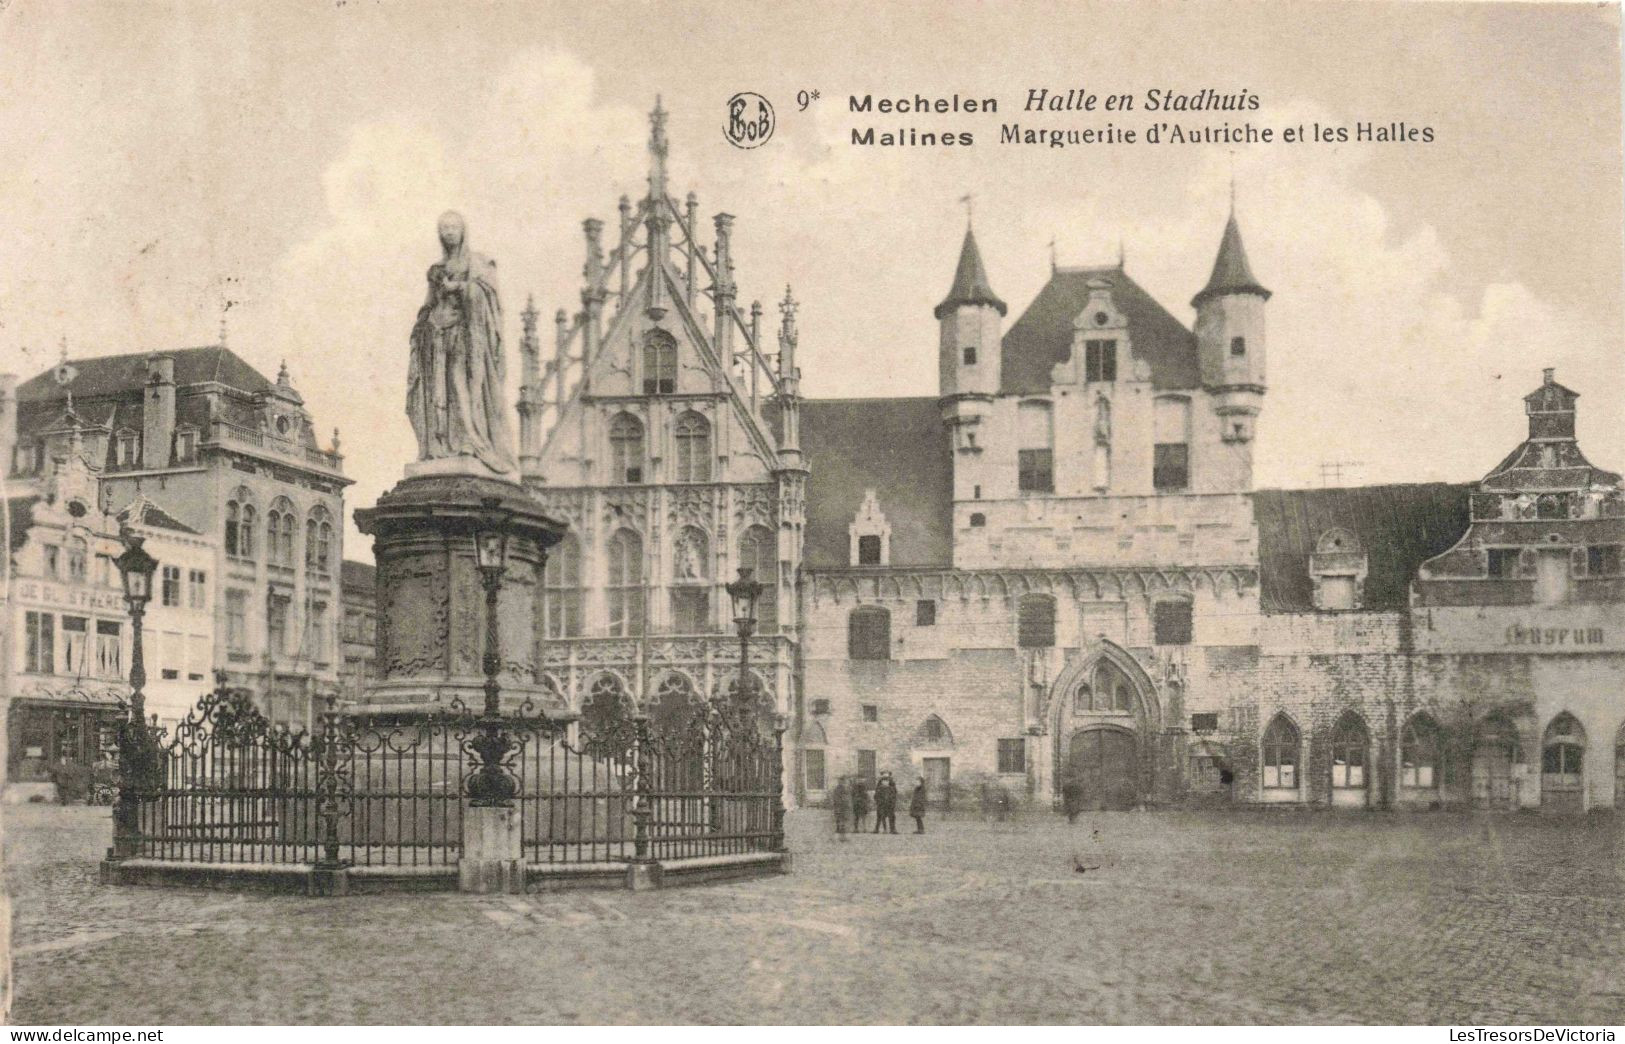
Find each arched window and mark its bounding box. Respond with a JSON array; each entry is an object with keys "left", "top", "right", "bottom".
[
  {"left": 670, "top": 526, "right": 710, "bottom": 633},
  {"left": 609, "top": 413, "right": 644, "bottom": 484},
  {"left": 606, "top": 529, "right": 643, "bottom": 637},
  {"left": 674, "top": 412, "right": 711, "bottom": 483},
  {"left": 226, "top": 487, "right": 256, "bottom": 559},
  {"left": 267, "top": 497, "right": 297, "bottom": 568},
  {"left": 1261, "top": 714, "right": 1299, "bottom": 789},
  {"left": 281, "top": 513, "right": 297, "bottom": 569},
  {"left": 917, "top": 714, "right": 953, "bottom": 747},
  {"left": 543, "top": 534, "right": 582, "bottom": 638},
  {"left": 1017, "top": 593, "right": 1055, "bottom": 648},
  {"left": 306, "top": 505, "right": 334, "bottom": 575},
  {"left": 1073, "top": 683, "right": 1093, "bottom": 715},
  {"left": 1330, "top": 712, "right": 1369, "bottom": 790},
  {"left": 1401, "top": 713, "right": 1441, "bottom": 789},
  {"left": 1090, "top": 660, "right": 1135, "bottom": 713},
  {"left": 739, "top": 525, "right": 778, "bottom": 635},
  {"left": 642, "top": 330, "right": 677, "bottom": 395},
  {"left": 240, "top": 502, "right": 256, "bottom": 559},
  {"left": 1542, "top": 713, "right": 1585, "bottom": 777},
  {"left": 848, "top": 606, "right": 891, "bottom": 661}
]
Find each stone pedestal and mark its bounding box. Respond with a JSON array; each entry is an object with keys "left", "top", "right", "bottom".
[
  {"left": 459, "top": 805, "right": 524, "bottom": 893},
  {"left": 353, "top": 472, "right": 569, "bottom": 717}
]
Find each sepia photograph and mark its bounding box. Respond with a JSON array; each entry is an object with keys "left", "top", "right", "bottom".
[{"left": 0, "top": 0, "right": 1621, "bottom": 1032}]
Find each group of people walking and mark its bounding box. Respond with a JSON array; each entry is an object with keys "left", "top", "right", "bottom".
[{"left": 831, "top": 772, "right": 928, "bottom": 838}]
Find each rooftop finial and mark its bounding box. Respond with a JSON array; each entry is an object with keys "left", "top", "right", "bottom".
[
  {"left": 1543, "top": 367, "right": 1555, "bottom": 385},
  {"left": 1118, "top": 237, "right": 1126, "bottom": 269},
  {"left": 959, "top": 192, "right": 974, "bottom": 229},
  {"left": 277, "top": 359, "right": 291, "bottom": 385},
  {"left": 648, "top": 95, "right": 670, "bottom": 201},
  {"left": 219, "top": 314, "right": 229, "bottom": 347},
  {"left": 1048, "top": 236, "right": 1057, "bottom": 273},
  {"left": 58, "top": 335, "right": 68, "bottom": 363}
]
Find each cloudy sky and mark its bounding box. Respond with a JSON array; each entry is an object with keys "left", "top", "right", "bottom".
[{"left": 1, "top": 1, "right": 1620, "bottom": 555}]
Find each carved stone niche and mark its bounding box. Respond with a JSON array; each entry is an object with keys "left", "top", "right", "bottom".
[{"left": 354, "top": 473, "right": 569, "bottom": 717}]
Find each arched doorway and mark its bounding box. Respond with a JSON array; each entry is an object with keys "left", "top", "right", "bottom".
[
  {"left": 1471, "top": 714, "right": 1521, "bottom": 810},
  {"left": 1065, "top": 726, "right": 1138, "bottom": 810},
  {"left": 1540, "top": 713, "right": 1585, "bottom": 813},
  {"left": 1050, "top": 646, "right": 1158, "bottom": 810}
]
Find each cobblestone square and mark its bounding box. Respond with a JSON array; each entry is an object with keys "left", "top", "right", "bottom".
[{"left": 5, "top": 803, "right": 1623, "bottom": 1025}]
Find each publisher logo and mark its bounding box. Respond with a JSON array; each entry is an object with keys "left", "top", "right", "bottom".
[{"left": 725, "top": 92, "right": 775, "bottom": 149}]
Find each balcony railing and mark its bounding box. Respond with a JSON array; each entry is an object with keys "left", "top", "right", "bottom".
[{"left": 208, "top": 420, "right": 344, "bottom": 474}]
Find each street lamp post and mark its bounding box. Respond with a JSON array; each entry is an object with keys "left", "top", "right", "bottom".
[
  {"left": 109, "top": 530, "right": 158, "bottom": 860},
  {"left": 466, "top": 498, "right": 516, "bottom": 807},
  {"left": 725, "top": 567, "right": 764, "bottom": 717}
]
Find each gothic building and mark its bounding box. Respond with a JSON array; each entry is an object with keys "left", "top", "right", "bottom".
[
  {"left": 798, "top": 216, "right": 1267, "bottom": 809},
  {"left": 520, "top": 100, "right": 802, "bottom": 729},
  {"left": 519, "top": 102, "right": 1623, "bottom": 813}
]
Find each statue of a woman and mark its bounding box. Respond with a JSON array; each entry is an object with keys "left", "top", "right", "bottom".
[{"left": 406, "top": 211, "right": 519, "bottom": 478}]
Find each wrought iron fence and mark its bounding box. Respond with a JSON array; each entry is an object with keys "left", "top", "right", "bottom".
[{"left": 122, "top": 680, "right": 784, "bottom": 869}]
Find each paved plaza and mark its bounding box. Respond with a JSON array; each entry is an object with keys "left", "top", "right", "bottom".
[{"left": 4, "top": 802, "right": 1623, "bottom": 1025}]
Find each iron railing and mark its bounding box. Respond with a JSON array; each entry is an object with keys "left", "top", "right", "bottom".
[{"left": 122, "top": 680, "right": 784, "bottom": 868}]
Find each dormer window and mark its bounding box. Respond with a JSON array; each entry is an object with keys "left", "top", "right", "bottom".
[
  {"left": 115, "top": 431, "right": 139, "bottom": 468},
  {"left": 1230, "top": 336, "right": 1246, "bottom": 357},
  {"left": 1085, "top": 340, "right": 1117, "bottom": 382},
  {"left": 175, "top": 428, "right": 198, "bottom": 463},
  {"left": 849, "top": 489, "right": 890, "bottom": 567},
  {"left": 1311, "top": 528, "right": 1367, "bottom": 611}
]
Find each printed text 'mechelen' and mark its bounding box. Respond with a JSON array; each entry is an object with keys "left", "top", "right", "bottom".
[{"left": 849, "top": 94, "right": 997, "bottom": 113}]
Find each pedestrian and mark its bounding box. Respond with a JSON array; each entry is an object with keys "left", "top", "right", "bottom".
[
  {"left": 832, "top": 777, "right": 850, "bottom": 841},
  {"left": 909, "top": 776, "right": 927, "bottom": 834},
  {"left": 874, "top": 772, "right": 898, "bottom": 833},
  {"left": 851, "top": 775, "right": 871, "bottom": 833},
  {"left": 1061, "top": 776, "right": 1084, "bottom": 824}
]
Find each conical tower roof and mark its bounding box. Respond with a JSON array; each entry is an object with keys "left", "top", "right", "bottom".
[
  {"left": 1192, "top": 213, "right": 1270, "bottom": 308},
  {"left": 934, "top": 229, "right": 1007, "bottom": 319}
]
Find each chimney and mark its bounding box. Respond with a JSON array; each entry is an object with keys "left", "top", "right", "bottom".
[
  {"left": 0, "top": 373, "right": 17, "bottom": 470},
  {"left": 143, "top": 355, "right": 176, "bottom": 469}
]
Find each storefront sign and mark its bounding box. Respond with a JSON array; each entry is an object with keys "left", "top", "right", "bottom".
[{"left": 13, "top": 580, "right": 126, "bottom": 613}]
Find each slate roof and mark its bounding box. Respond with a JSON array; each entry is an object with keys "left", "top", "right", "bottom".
[
  {"left": 16, "top": 346, "right": 276, "bottom": 402},
  {"left": 801, "top": 397, "right": 954, "bottom": 569},
  {"left": 341, "top": 559, "right": 377, "bottom": 596},
  {"left": 934, "top": 229, "right": 1007, "bottom": 319},
  {"left": 116, "top": 495, "right": 200, "bottom": 535},
  {"left": 1000, "top": 267, "right": 1200, "bottom": 394},
  {"left": 1254, "top": 484, "right": 1471, "bottom": 612},
  {"left": 1191, "top": 214, "right": 1270, "bottom": 308}
]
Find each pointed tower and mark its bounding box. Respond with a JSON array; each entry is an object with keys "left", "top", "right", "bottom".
[
  {"left": 936, "top": 227, "right": 1006, "bottom": 398},
  {"left": 1194, "top": 209, "right": 1270, "bottom": 453}
]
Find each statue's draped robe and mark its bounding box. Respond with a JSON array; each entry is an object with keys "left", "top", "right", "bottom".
[{"left": 406, "top": 249, "right": 518, "bottom": 476}]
